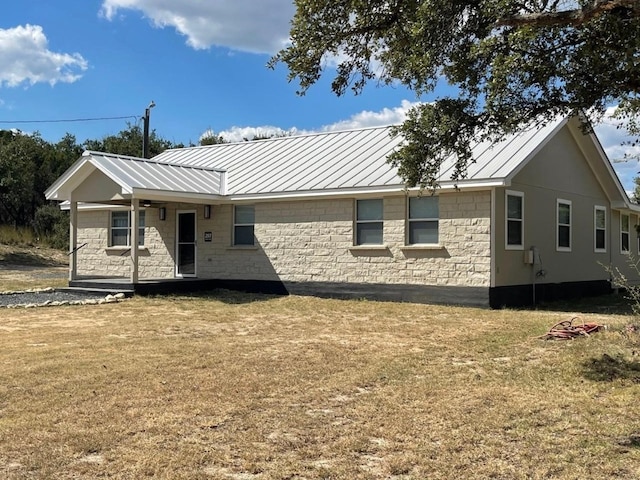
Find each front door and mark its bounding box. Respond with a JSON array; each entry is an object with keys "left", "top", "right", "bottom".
[{"left": 176, "top": 210, "right": 197, "bottom": 277}]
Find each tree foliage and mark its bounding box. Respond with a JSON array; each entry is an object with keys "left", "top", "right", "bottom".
[
  {"left": 0, "top": 124, "right": 181, "bottom": 233},
  {"left": 271, "top": 0, "right": 640, "bottom": 189},
  {"left": 200, "top": 130, "right": 227, "bottom": 146},
  {"left": 84, "top": 123, "right": 180, "bottom": 157},
  {"left": 632, "top": 176, "right": 640, "bottom": 203}
]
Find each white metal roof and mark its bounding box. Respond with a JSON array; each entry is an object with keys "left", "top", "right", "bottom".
[
  {"left": 151, "top": 118, "right": 568, "bottom": 197},
  {"left": 50, "top": 115, "right": 625, "bottom": 205},
  {"left": 46, "top": 151, "right": 226, "bottom": 201}
]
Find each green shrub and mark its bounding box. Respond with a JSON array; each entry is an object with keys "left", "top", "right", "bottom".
[{"left": 33, "top": 204, "right": 69, "bottom": 250}]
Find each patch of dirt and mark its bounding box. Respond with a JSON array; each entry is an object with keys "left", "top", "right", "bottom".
[
  {"left": 0, "top": 244, "right": 67, "bottom": 266},
  {"left": 0, "top": 244, "right": 68, "bottom": 292},
  {"left": 0, "top": 265, "right": 67, "bottom": 289}
]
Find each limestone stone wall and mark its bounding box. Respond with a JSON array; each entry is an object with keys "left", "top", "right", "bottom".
[
  {"left": 75, "top": 208, "right": 174, "bottom": 279},
  {"left": 74, "top": 191, "right": 492, "bottom": 291},
  {"left": 199, "top": 191, "right": 492, "bottom": 289}
]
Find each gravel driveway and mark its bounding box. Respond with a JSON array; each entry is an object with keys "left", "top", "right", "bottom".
[{"left": 0, "top": 289, "right": 110, "bottom": 307}]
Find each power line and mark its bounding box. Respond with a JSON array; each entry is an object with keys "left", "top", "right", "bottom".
[{"left": 0, "top": 115, "right": 139, "bottom": 125}]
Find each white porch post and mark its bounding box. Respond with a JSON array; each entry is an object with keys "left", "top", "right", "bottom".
[
  {"left": 69, "top": 196, "right": 78, "bottom": 282},
  {"left": 130, "top": 199, "right": 139, "bottom": 284}
]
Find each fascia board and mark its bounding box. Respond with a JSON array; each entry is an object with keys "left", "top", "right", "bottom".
[
  {"left": 566, "top": 116, "right": 632, "bottom": 208},
  {"left": 223, "top": 181, "right": 503, "bottom": 203},
  {"left": 57, "top": 180, "right": 502, "bottom": 207},
  {"left": 612, "top": 200, "right": 640, "bottom": 213},
  {"left": 45, "top": 156, "right": 94, "bottom": 200},
  {"left": 130, "top": 188, "right": 224, "bottom": 203},
  {"left": 585, "top": 130, "right": 631, "bottom": 204},
  {"left": 61, "top": 202, "right": 129, "bottom": 211}
]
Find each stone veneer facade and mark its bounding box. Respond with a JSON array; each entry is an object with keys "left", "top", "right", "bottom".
[{"left": 75, "top": 191, "right": 492, "bottom": 305}]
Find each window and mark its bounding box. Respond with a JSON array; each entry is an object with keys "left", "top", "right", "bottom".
[
  {"left": 234, "top": 205, "right": 255, "bottom": 246},
  {"left": 557, "top": 199, "right": 571, "bottom": 251},
  {"left": 356, "top": 199, "right": 383, "bottom": 245},
  {"left": 110, "top": 210, "right": 145, "bottom": 247},
  {"left": 594, "top": 206, "right": 606, "bottom": 252},
  {"left": 621, "top": 213, "right": 630, "bottom": 253},
  {"left": 506, "top": 191, "right": 524, "bottom": 249},
  {"left": 408, "top": 196, "right": 439, "bottom": 244}
]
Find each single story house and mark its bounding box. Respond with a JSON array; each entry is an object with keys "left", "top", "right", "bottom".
[{"left": 45, "top": 115, "right": 640, "bottom": 307}]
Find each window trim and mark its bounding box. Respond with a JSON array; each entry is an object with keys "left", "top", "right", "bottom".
[
  {"left": 355, "top": 198, "right": 384, "bottom": 246},
  {"left": 406, "top": 196, "right": 439, "bottom": 246},
  {"left": 594, "top": 205, "right": 606, "bottom": 253},
  {"left": 505, "top": 190, "right": 524, "bottom": 251},
  {"left": 621, "top": 212, "right": 630, "bottom": 254},
  {"left": 233, "top": 204, "right": 255, "bottom": 246},
  {"left": 110, "top": 210, "right": 145, "bottom": 247},
  {"left": 556, "top": 199, "right": 572, "bottom": 252}
]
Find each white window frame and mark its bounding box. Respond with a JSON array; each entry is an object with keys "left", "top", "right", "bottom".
[
  {"left": 233, "top": 205, "right": 255, "bottom": 246},
  {"left": 621, "top": 213, "right": 630, "bottom": 254},
  {"left": 407, "top": 196, "right": 439, "bottom": 245},
  {"left": 594, "top": 206, "right": 606, "bottom": 253},
  {"left": 556, "top": 199, "right": 572, "bottom": 252},
  {"left": 505, "top": 190, "right": 524, "bottom": 250},
  {"left": 355, "top": 199, "right": 384, "bottom": 245},
  {"left": 110, "top": 210, "right": 145, "bottom": 247}
]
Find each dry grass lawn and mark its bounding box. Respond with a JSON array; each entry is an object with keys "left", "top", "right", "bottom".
[
  {"left": 0, "top": 245, "right": 67, "bottom": 291},
  {"left": 1, "top": 286, "right": 640, "bottom": 479}
]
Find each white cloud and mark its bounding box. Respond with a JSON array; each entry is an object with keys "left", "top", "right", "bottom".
[
  {"left": 593, "top": 106, "right": 640, "bottom": 192},
  {"left": 100, "top": 0, "right": 294, "bottom": 54},
  {"left": 205, "top": 125, "right": 296, "bottom": 143},
  {"left": 320, "top": 99, "right": 419, "bottom": 131},
  {"left": 0, "top": 25, "right": 88, "bottom": 87},
  {"left": 206, "top": 100, "right": 418, "bottom": 143}
]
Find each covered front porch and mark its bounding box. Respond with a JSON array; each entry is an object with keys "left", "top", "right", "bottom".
[{"left": 45, "top": 150, "right": 228, "bottom": 288}]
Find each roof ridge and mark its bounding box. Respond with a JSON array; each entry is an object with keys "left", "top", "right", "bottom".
[
  {"left": 159, "top": 124, "right": 399, "bottom": 154},
  {"left": 84, "top": 150, "right": 226, "bottom": 173}
]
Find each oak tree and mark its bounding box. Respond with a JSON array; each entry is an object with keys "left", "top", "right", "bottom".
[{"left": 271, "top": 0, "right": 640, "bottom": 188}]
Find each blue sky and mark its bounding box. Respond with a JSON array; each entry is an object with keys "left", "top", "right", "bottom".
[{"left": 1, "top": 0, "right": 638, "bottom": 190}]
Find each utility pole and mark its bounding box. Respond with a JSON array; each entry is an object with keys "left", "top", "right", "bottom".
[{"left": 142, "top": 100, "right": 156, "bottom": 159}]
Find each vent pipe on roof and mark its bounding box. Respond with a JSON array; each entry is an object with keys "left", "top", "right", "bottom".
[{"left": 142, "top": 100, "right": 156, "bottom": 159}]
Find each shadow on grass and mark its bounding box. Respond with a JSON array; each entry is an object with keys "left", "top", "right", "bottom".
[
  {"left": 617, "top": 435, "right": 640, "bottom": 448},
  {"left": 154, "top": 289, "right": 287, "bottom": 305},
  {"left": 582, "top": 353, "right": 640, "bottom": 382},
  {"left": 0, "top": 250, "right": 66, "bottom": 267},
  {"left": 537, "top": 293, "right": 634, "bottom": 315}
]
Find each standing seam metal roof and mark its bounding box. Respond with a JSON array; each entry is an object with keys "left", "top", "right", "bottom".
[
  {"left": 47, "top": 119, "right": 572, "bottom": 203},
  {"left": 150, "top": 119, "right": 567, "bottom": 195},
  {"left": 83, "top": 152, "right": 225, "bottom": 195}
]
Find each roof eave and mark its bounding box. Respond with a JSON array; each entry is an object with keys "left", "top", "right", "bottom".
[{"left": 222, "top": 180, "right": 505, "bottom": 202}]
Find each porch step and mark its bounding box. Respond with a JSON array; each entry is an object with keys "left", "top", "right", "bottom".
[{"left": 60, "top": 286, "right": 135, "bottom": 297}]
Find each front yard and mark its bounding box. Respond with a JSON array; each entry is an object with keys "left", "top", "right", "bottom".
[{"left": 1, "top": 290, "right": 639, "bottom": 479}]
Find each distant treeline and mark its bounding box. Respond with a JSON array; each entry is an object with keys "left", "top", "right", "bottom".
[
  {"left": 0, "top": 124, "right": 286, "bottom": 248},
  {"left": 0, "top": 124, "right": 185, "bottom": 231}
]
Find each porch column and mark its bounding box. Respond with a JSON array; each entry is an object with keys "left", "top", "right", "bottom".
[
  {"left": 130, "top": 199, "right": 139, "bottom": 284},
  {"left": 69, "top": 196, "right": 78, "bottom": 282}
]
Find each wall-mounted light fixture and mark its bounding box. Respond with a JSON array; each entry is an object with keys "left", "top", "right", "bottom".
[
  {"left": 142, "top": 200, "right": 151, "bottom": 207},
  {"left": 204, "top": 205, "right": 211, "bottom": 219},
  {"left": 159, "top": 207, "right": 166, "bottom": 221}
]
